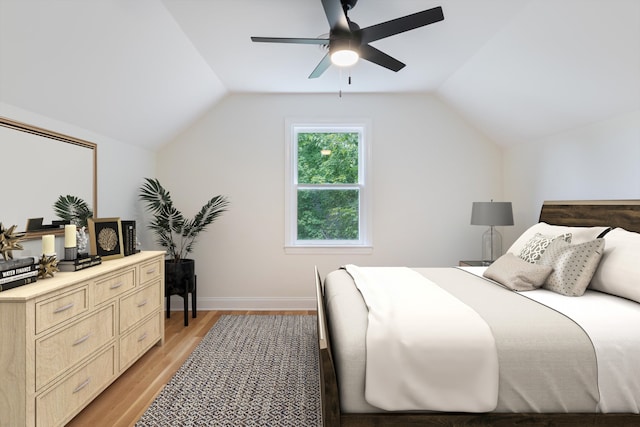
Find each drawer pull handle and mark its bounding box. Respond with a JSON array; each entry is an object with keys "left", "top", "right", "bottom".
[
  {"left": 73, "top": 378, "right": 91, "bottom": 394},
  {"left": 138, "top": 332, "right": 148, "bottom": 342},
  {"left": 110, "top": 282, "right": 123, "bottom": 290},
  {"left": 72, "top": 333, "right": 92, "bottom": 346},
  {"left": 53, "top": 302, "right": 75, "bottom": 314},
  {"left": 146, "top": 268, "right": 156, "bottom": 275},
  {"left": 137, "top": 299, "right": 148, "bottom": 308}
]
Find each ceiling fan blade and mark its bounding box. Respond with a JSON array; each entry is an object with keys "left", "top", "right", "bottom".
[
  {"left": 321, "top": 0, "right": 349, "bottom": 32},
  {"left": 360, "top": 6, "right": 444, "bottom": 44},
  {"left": 309, "top": 52, "right": 332, "bottom": 79},
  {"left": 251, "top": 36, "right": 329, "bottom": 45},
  {"left": 359, "top": 44, "right": 405, "bottom": 72}
]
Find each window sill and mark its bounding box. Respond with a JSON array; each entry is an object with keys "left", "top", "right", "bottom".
[{"left": 284, "top": 245, "right": 373, "bottom": 255}]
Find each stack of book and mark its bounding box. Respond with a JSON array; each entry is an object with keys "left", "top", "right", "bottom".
[
  {"left": 0, "top": 257, "right": 38, "bottom": 292},
  {"left": 122, "top": 220, "right": 139, "bottom": 256},
  {"left": 58, "top": 255, "right": 102, "bottom": 272}
]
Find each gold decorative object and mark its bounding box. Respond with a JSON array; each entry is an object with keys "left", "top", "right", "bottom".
[
  {"left": 98, "top": 227, "right": 118, "bottom": 251},
  {"left": 38, "top": 254, "right": 59, "bottom": 279},
  {"left": 0, "top": 223, "right": 25, "bottom": 261}
]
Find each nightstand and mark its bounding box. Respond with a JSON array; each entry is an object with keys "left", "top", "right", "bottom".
[{"left": 459, "top": 260, "right": 493, "bottom": 267}]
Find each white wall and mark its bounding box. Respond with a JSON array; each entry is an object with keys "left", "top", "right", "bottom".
[
  {"left": 157, "top": 93, "right": 503, "bottom": 309},
  {"left": 503, "top": 110, "right": 640, "bottom": 246},
  {"left": 1, "top": 103, "right": 156, "bottom": 257}
]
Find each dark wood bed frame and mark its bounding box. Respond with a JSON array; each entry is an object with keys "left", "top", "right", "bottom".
[{"left": 315, "top": 200, "right": 640, "bottom": 426}]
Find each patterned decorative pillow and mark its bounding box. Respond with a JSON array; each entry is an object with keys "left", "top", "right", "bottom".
[
  {"left": 537, "top": 238, "right": 605, "bottom": 296},
  {"left": 483, "top": 253, "right": 554, "bottom": 291},
  {"left": 507, "top": 223, "right": 608, "bottom": 255},
  {"left": 519, "top": 232, "right": 572, "bottom": 263}
]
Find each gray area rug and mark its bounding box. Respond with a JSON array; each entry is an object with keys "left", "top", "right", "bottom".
[{"left": 137, "top": 315, "right": 321, "bottom": 426}]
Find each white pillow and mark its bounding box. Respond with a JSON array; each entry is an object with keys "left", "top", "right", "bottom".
[
  {"left": 589, "top": 228, "right": 640, "bottom": 303},
  {"left": 507, "top": 222, "right": 609, "bottom": 255}
]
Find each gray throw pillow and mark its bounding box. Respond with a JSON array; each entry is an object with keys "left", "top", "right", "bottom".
[
  {"left": 483, "top": 253, "right": 554, "bottom": 291},
  {"left": 519, "top": 232, "right": 572, "bottom": 263},
  {"left": 537, "top": 238, "right": 605, "bottom": 296}
]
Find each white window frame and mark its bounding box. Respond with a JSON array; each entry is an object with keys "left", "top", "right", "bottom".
[{"left": 285, "top": 118, "right": 372, "bottom": 254}]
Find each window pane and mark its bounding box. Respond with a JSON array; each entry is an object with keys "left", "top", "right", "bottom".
[
  {"left": 297, "top": 132, "right": 358, "bottom": 184},
  {"left": 297, "top": 189, "right": 359, "bottom": 240}
]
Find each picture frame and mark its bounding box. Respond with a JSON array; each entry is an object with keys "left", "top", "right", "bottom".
[
  {"left": 25, "top": 217, "right": 44, "bottom": 232},
  {"left": 88, "top": 217, "right": 124, "bottom": 260}
]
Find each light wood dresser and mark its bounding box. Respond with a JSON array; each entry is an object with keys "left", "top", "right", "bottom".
[{"left": 0, "top": 251, "right": 165, "bottom": 427}]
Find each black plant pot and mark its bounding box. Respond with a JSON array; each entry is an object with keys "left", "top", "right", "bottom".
[{"left": 165, "top": 258, "right": 196, "bottom": 326}]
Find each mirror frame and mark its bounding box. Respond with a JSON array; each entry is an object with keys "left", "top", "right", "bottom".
[{"left": 0, "top": 117, "right": 98, "bottom": 240}]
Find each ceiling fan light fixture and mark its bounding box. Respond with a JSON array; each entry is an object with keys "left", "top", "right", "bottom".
[{"left": 330, "top": 48, "right": 359, "bottom": 67}]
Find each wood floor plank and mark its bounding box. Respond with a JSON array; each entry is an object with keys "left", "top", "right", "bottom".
[{"left": 66, "top": 310, "right": 313, "bottom": 426}]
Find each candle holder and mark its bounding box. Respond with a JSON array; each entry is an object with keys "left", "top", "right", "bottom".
[
  {"left": 38, "top": 254, "right": 59, "bottom": 279},
  {"left": 64, "top": 224, "right": 78, "bottom": 261},
  {"left": 64, "top": 247, "right": 78, "bottom": 260}
]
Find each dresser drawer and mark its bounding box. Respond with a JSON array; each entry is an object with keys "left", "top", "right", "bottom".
[
  {"left": 94, "top": 268, "right": 135, "bottom": 305},
  {"left": 35, "top": 286, "right": 89, "bottom": 334},
  {"left": 139, "top": 258, "right": 162, "bottom": 286},
  {"left": 35, "top": 304, "right": 115, "bottom": 390},
  {"left": 119, "top": 282, "right": 161, "bottom": 333},
  {"left": 120, "top": 311, "right": 161, "bottom": 371},
  {"left": 36, "top": 345, "right": 116, "bottom": 427}
]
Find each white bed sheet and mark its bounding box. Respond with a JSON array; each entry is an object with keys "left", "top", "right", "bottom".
[{"left": 463, "top": 266, "right": 640, "bottom": 413}]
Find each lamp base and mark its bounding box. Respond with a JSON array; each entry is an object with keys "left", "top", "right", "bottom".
[{"left": 482, "top": 226, "right": 503, "bottom": 263}]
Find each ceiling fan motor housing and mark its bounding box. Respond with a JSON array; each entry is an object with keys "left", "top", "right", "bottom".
[{"left": 342, "top": 0, "right": 358, "bottom": 11}]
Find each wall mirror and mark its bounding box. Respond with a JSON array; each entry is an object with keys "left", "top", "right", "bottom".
[{"left": 1, "top": 117, "right": 97, "bottom": 240}]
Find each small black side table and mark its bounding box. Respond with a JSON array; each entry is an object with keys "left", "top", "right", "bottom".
[{"left": 166, "top": 274, "right": 197, "bottom": 326}]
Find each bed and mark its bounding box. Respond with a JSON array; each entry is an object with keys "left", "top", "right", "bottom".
[{"left": 315, "top": 200, "right": 640, "bottom": 426}]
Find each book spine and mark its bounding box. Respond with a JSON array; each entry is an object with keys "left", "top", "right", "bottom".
[
  {"left": 121, "top": 221, "right": 136, "bottom": 256},
  {"left": 58, "top": 258, "right": 102, "bottom": 272},
  {"left": 129, "top": 225, "right": 135, "bottom": 255},
  {"left": 0, "top": 257, "right": 36, "bottom": 271},
  {"left": 0, "top": 264, "right": 38, "bottom": 283},
  {"left": 0, "top": 275, "right": 38, "bottom": 292}
]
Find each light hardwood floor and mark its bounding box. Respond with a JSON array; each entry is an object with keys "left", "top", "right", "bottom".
[{"left": 66, "top": 310, "right": 316, "bottom": 427}]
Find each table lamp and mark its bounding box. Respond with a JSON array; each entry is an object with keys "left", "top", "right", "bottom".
[{"left": 471, "top": 201, "right": 514, "bottom": 264}]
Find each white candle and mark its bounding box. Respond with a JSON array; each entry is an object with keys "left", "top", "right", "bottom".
[
  {"left": 42, "top": 234, "right": 55, "bottom": 255},
  {"left": 64, "top": 224, "right": 77, "bottom": 248}
]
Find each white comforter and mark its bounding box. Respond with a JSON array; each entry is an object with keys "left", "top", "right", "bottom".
[{"left": 344, "top": 265, "right": 499, "bottom": 412}]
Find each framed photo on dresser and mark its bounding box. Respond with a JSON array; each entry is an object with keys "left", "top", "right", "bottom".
[{"left": 88, "top": 217, "right": 124, "bottom": 260}]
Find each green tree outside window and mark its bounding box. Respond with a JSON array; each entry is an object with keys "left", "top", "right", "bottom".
[{"left": 296, "top": 132, "right": 360, "bottom": 241}]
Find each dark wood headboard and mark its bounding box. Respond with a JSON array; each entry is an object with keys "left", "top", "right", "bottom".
[{"left": 539, "top": 200, "right": 640, "bottom": 233}]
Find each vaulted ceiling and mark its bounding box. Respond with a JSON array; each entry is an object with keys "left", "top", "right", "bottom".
[{"left": 1, "top": 0, "right": 638, "bottom": 149}]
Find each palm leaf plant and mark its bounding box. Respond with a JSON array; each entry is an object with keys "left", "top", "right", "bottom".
[
  {"left": 53, "top": 195, "right": 93, "bottom": 227},
  {"left": 139, "top": 178, "right": 229, "bottom": 262}
]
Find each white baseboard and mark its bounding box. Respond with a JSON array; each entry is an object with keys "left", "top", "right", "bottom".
[{"left": 167, "top": 296, "right": 316, "bottom": 311}]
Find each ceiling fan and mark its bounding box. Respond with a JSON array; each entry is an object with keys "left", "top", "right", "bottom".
[{"left": 251, "top": 0, "right": 444, "bottom": 79}]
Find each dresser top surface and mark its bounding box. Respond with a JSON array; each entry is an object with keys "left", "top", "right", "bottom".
[{"left": 0, "top": 251, "right": 165, "bottom": 301}]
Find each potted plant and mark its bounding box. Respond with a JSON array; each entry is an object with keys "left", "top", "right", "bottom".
[
  {"left": 53, "top": 195, "right": 93, "bottom": 227},
  {"left": 139, "top": 178, "right": 229, "bottom": 320},
  {"left": 53, "top": 195, "right": 93, "bottom": 255}
]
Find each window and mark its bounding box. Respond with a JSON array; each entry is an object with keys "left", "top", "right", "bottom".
[{"left": 285, "top": 119, "right": 371, "bottom": 252}]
